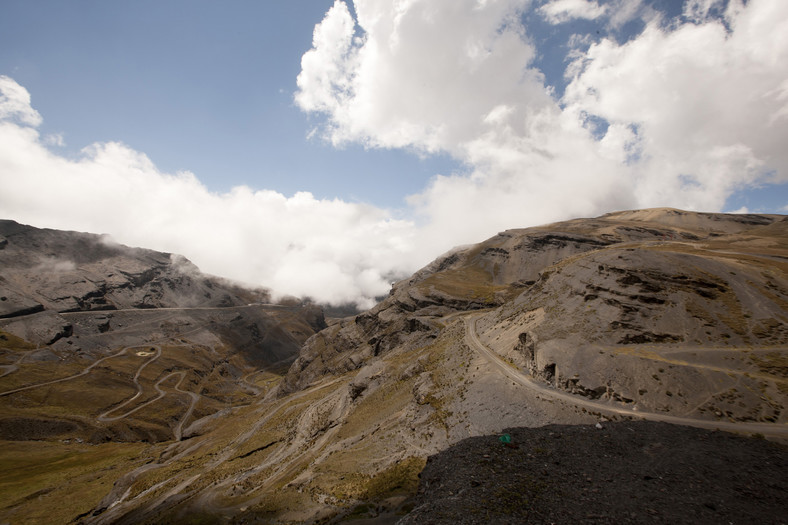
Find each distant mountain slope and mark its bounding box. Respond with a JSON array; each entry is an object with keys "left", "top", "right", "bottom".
[
  {"left": 0, "top": 220, "right": 325, "bottom": 451},
  {"left": 0, "top": 219, "right": 266, "bottom": 316}
]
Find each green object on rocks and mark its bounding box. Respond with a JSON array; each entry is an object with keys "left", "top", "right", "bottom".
[{"left": 499, "top": 433, "right": 512, "bottom": 445}]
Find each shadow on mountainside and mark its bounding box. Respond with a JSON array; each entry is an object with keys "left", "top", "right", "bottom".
[{"left": 398, "top": 421, "right": 787, "bottom": 524}]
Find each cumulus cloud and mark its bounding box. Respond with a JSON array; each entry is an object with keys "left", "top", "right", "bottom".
[
  {"left": 0, "top": 75, "right": 42, "bottom": 127},
  {"left": 3, "top": 0, "right": 788, "bottom": 309},
  {"left": 296, "top": 0, "right": 539, "bottom": 154},
  {"left": 0, "top": 76, "right": 416, "bottom": 308},
  {"left": 563, "top": 0, "right": 788, "bottom": 207},
  {"left": 539, "top": 0, "right": 608, "bottom": 24},
  {"left": 297, "top": 0, "right": 788, "bottom": 251}
]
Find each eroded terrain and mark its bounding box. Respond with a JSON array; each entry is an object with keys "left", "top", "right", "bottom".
[{"left": 1, "top": 209, "right": 786, "bottom": 524}]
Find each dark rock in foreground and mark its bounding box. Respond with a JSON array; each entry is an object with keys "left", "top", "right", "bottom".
[{"left": 400, "top": 421, "right": 787, "bottom": 524}]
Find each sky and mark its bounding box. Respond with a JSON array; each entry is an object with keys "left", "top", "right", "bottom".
[{"left": 1, "top": 0, "right": 787, "bottom": 307}]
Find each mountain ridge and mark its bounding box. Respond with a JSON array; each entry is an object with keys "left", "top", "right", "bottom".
[{"left": 0, "top": 209, "right": 786, "bottom": 524}]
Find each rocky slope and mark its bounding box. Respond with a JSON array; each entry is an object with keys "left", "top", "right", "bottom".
[
  {"left": 0, "top": 209, "right": 786, "bottom": 524},
  {"left": 283, "top": 208, "right": 787, "bottom": 419},
  {"left": 0, "top": 220, "right": 325, "bottom": 450},
  {"left": 0, "top": 219, "right": 264, "bottom": 316},
  {"left": 401, "top": 421, "right": 787, "bottom": 524}
]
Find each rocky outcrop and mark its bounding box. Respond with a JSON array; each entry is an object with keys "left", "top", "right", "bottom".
[{"left": 0, "top": 310, "right": 73, "bottom": 346}]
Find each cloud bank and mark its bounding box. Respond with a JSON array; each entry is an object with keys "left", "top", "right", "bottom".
[
  {"left": 2, "top": 0, "right": 788, "bottom": 307},
  {"left": 0, "top": 76, "right": 415, "bottom": 308}
]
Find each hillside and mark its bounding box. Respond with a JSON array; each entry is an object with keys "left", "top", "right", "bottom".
[
  {"left": 402, "top": 421, "right": 787, "bottom": 524},
  {"left": 0, "top": 220, "right": 326, "bottom": 522},
  {"left": 0, "top": 209, "right": 786, "bottom": 524}
]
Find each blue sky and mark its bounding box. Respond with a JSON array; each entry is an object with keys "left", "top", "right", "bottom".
[
  {"left": 0, "top": 0, "right": 458, "bottom": 207},
  {"left": 1, "top": 0, "right": 787, "bottom": 306}
]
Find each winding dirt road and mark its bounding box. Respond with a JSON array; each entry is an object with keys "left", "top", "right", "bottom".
[
  {"left": 1, "top": 342, "right": 202, "bottom": 441},
  {"left": 464, "top": 313, "right": 788, "bottom": 438},
  {"left": 84, "top": 375, "right": 348, "bottom": 525},
  {"left": 96, "top": 346, "right": 162, "bottom": 422},
  {"left": 0, "top": 346, "right": 129, "bottom": 397},
  {"left": 0, "top": 349, "right": 33, "bottom": 379}
]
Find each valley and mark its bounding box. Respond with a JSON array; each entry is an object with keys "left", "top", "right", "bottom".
[{"left": 0, "top": 209, "right": 786, "bottom": 524}]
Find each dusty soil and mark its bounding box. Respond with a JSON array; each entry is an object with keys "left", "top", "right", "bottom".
[{"left": 399, "top": 421, "right": 787, "bottom": 524}]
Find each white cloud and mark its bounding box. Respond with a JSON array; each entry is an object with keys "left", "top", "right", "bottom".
[
  {"left": 683, "top": 0, "right": 724, "bottom": 23},
  {"left": 294, "top": 0, "right": 357, "bottom": 115},
  {"left": 34, "top": 257, "right": 77, "bottom": 273},
  {"left": 294, "top": 0, "right": 788, "bottom": 252},
  {"left": 539, "top": 0, "right": 607, "bottom": 24},
  {"left": 296, "top": 0, "right": 539, "bottom": 154},
  {"left": 0, "top": 77, "right": 417, "bottom": 309},
  {"left": 0, "top": 75, "right": 42, "bottom": 127},
  {"left": 606, "top": 0, "right": 649, "bottom": 30},
  {"left": 3, "top": 1, "right": 788, "bottom": 309},
  {"left": 43, "top": 132, "right": 65, "bottom": 147},
  {"left": 564, "top": 0, "right": 788, "bottom": 208}
]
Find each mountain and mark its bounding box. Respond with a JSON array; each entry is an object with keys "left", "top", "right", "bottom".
[
  {"left": 282, "top": 208, "right": 787, "bottom": 425},
  {"left": 0, "top": 210, "right": 786, "bottom": 524},
  {"left": 0, "top": 219, "right": 267, "bottom": 316},
  {"left": 0, "top": 220, "right": 325, "bottom": 447}
]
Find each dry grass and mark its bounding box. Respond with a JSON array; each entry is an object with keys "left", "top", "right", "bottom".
[
  {"left": 418, "top": 264, "right": 508, "bottom": 303},
  {"left": 0, "top": 360, "right": 88, "bottom": 392},
  {"left": 336, "top": 379, "right": 411, "bottom": 441},
  {"left": 314, "top": 454, "right": 426, "bottom": 503},
  {"left": 0, "top": 331, "right": 36, "bottom": 352},
  {"left": 0, "top": 370, "right": 139, "bottom": 421},
  {"left": 0, "top": 440, "right": 148, "bottom": 525}
]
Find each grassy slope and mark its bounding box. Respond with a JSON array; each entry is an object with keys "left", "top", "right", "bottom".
[{"left": 0, "top": 440, "right": 149, "bottom": 525}]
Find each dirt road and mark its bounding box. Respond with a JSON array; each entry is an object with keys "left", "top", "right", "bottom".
[{"left": 464, "top": 313, "right": 788, "bottom": 438}]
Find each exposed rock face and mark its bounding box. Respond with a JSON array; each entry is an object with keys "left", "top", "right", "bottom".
[
  {"left": 283, "top": 208, "right": 788, "bottom": 412},
  {"left": 0, "top": 219, "right": 268, "bottom": 314}
]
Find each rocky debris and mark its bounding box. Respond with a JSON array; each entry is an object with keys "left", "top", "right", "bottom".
[
  {"left": 400, "top": 421, "right": 788, "bottom": 524},
  {"left": 412, "top": 372, "right": 435, "bottom": 405}
]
